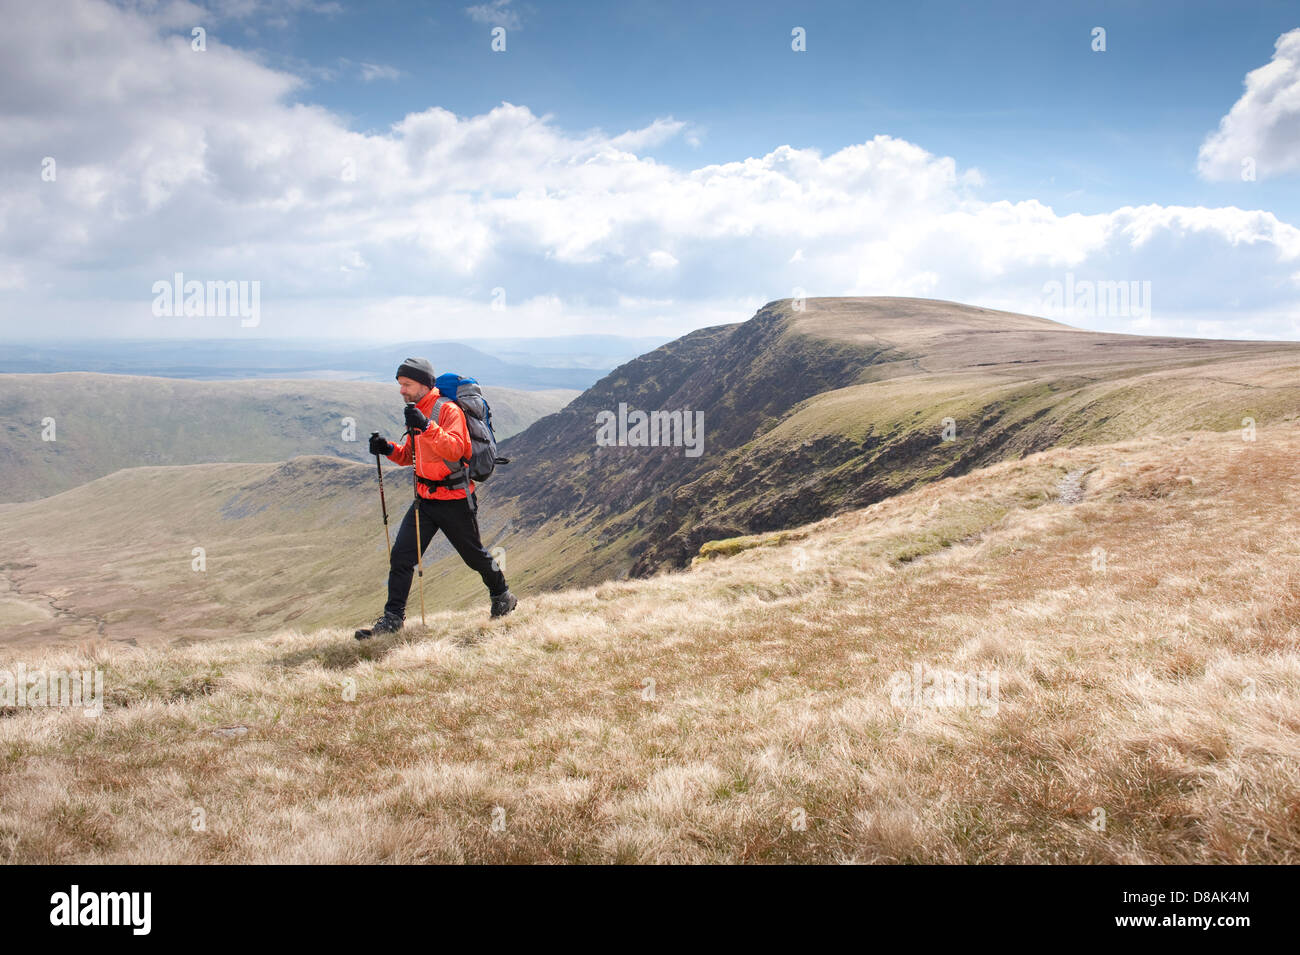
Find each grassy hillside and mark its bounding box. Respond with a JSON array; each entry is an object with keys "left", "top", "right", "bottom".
[
  {"left": 0, "top": 455, "right": 513, "bottom": 646},
  {"left": 1, "top": 422, "right": 1296, "bottom": 862},
  {"left": 487, "top": 296, "right": 1300, "bottom": 591},
  {"left": 0, "top": 373, "right": 576, "bottom": 503}
]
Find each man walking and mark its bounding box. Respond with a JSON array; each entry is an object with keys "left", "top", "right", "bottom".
[{"left": 356, "top": 357, "right": 517, "bottom": 639}]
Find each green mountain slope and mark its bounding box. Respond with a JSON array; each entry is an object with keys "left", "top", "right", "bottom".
[
  {"left": 0, "top": 456, "right": 398, "bottom": 645},
  {"left": 0, "top": 373, "right": 576, "bottom": 503}
]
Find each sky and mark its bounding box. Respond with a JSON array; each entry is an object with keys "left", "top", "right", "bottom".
[{"left": 1, "top": 0, "right": 1299, "bottom": 342}]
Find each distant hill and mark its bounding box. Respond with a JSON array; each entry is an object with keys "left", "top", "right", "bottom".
[
  {"left": 0, "top": 374, "right": 576, "bottom": 503},
  {"left": 483, "top": 296, "right": 1300, "bottom": 593},
  {"left": 0, "top": 338, "right": 640, "bottom": 391}
]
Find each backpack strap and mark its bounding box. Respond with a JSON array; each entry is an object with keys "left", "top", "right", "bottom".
[
  {"left": 429, "top": 396, "right": 468, "bottom": 473},
  {"left": 425, "top": 395, "right": 474, "bottom": 509}
]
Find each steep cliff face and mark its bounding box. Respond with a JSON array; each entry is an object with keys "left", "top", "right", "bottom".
[{"left": 488, "top": 302, "right": 887, "bottom": 526}]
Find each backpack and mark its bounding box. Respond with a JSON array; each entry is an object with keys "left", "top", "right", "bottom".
[{"left": 432, "top": 373, "right": 510, "bottom": 485}]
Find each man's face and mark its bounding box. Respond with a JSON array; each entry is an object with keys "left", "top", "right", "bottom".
[{"left": 397, "top": 376, "right": 430, "bottom": 404}]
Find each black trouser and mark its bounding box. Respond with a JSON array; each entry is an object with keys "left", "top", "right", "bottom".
[{"left": 384, "top": 493, "right": 507, "bottom": 618}]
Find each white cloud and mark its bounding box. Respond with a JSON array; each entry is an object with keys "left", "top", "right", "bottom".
[
  {"left": 358, "top": 62, "right": 402, "bottom": 82},
  {"left": 464, "top": 0, "right": 521, "bottom": 31},
  {"left": 2, "top": 0, "right": 1299, "bottom": 342},
  {"left": 1198, "top": 29, "right": 1300, "bottom": 181},
  {"left": 607, "top": 118, "right": 691, "bottom": 152}
]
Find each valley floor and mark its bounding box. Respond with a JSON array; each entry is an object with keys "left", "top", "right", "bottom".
[{"left": 1, "top": 423, "right": 1297, "bottom": 863}]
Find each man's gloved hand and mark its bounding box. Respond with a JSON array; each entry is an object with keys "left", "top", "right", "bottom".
[
  {"left": 404, "top": 404, "right": 429, "bottom": 434},
  {"left": 368, "top": 433, "right": 393, "bottom": 456}
]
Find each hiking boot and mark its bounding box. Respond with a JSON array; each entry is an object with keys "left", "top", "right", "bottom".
[
  {"left": 354, "top": 612, "right": 403, "bottom": 640},
  {"left": 490, "top": 590, "right": 518, "bottom": 618}
]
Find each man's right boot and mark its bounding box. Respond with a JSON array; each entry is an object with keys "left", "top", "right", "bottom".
[
  {"left": 354, "top": 611, "right": 404, "bottom": 641},
  {"left": 490, "top": 590, "right": 518, "bottom": 618}
]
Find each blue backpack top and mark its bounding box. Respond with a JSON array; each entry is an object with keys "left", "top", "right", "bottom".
[
  {"left": 434, "top": 372, "right": 470, "bottom": 401},
  {"left": 433, "top": 373, "right": 508, "bottom": 483}
]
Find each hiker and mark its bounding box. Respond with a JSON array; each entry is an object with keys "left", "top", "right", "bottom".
[{"left": 356, "top": 357, "right": 517, "bottom": 638}]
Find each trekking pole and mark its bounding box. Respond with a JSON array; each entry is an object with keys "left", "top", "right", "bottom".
[
  {"left": 408, "top": 424, "right": 426, "bottom": 627},
  {"left": 370, "top": 433, "right": 392, "bottom": 561}
]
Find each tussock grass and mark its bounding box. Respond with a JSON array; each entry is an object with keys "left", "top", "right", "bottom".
[{"left": 1, "top": 424, "right": 1298, "bottom": 863}]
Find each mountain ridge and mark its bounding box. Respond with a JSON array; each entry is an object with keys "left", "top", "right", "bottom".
[{"left": 487, "top": 296, "right": 1300, "bottom": 585}]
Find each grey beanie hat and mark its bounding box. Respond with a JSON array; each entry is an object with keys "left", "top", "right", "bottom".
[{"left": 396, "top": 357, "right": 435, "bottom": 389}]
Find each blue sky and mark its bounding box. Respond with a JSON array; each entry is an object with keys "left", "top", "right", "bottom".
[
  {"left": 261, "top": 0, "right": 1300, "bottom": 218},
  {"left": 1, "top": 0, "right": 1298, "bottom": 341}
]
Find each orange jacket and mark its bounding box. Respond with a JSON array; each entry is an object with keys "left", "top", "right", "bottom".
[{"left": 386, "top": 388, "right": 474, "bottom": 500}]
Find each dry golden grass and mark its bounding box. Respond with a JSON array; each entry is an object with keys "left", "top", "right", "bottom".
[{"left": 1, "top": 421, "right": 1298, "bottom": 863}]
